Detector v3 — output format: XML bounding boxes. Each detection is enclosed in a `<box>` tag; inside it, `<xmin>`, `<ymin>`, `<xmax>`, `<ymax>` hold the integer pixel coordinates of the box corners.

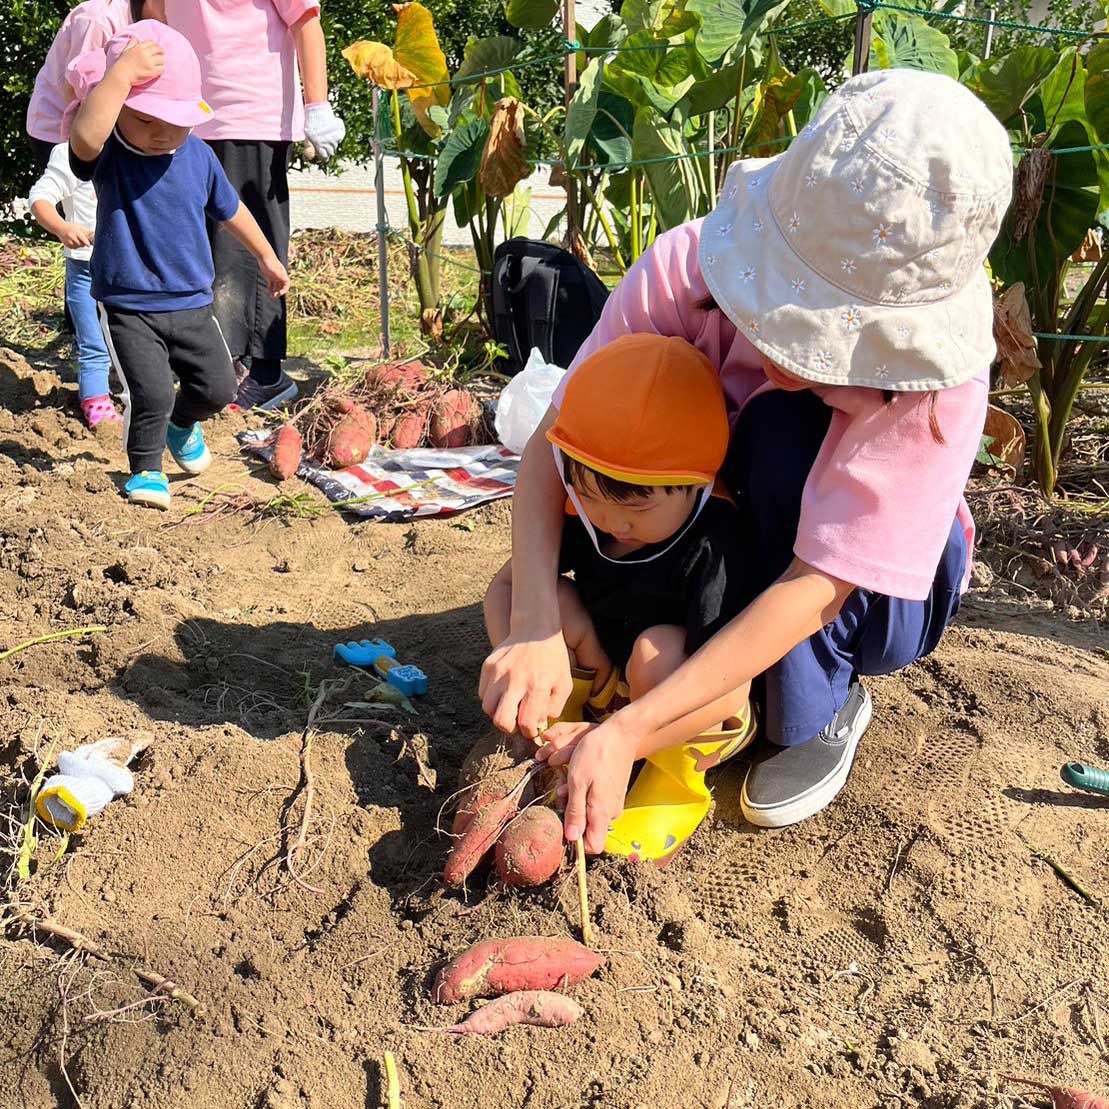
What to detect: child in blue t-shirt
<box><xmin>67</xmin><ymin>20</ymin><xmax>289</xmax><ymax>509</ymax></box>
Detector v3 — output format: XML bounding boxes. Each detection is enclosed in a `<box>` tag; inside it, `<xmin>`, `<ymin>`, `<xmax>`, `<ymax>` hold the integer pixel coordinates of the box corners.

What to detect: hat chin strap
<box><xmin>553</xmin><ymin>443</ymin><xmax>713</xmax><ymax>566</ymax></box>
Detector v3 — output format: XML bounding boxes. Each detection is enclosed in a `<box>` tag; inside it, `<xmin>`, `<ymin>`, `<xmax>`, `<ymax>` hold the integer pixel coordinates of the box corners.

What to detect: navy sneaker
<box><xmin>125</xmin><ymin>471</ymin><xmax>170</xmax><ymax>510</ymax></box>
<box><xmin>166</xmin><ymin>421</ymin><xmax>212</xmax><ymax>475</ymax></box>
<box><xmin>232</xmin><ymin>371</ymin><xmax>298</xmax><ymax>412</ymax></box>
<box><xmin>741</xmin><ymin>682</ymin><xmax>873</xmax><ymax>828</ymax></box>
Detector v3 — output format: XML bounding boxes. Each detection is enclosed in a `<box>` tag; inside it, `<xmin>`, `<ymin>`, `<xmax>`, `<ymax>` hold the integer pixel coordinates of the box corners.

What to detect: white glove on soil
<box><xmin>36</xmin><ymin>738</ymin><xmax>142</xmax><ymax>832</ymax></box>
<box><xmin>303</xmin><ymin>102</ymin><xmax>346</xmax><ymax>160</ymax></box>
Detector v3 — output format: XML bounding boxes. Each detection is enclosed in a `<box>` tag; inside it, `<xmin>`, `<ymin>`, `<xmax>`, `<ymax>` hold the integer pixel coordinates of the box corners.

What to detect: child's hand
<box><xmin>58</xmin><ymin>222</ymin><xmax>95</xmax><ymax>250</ymax></box>
<box><xmin>539</xmin><ymin>719</ymin><xmax>636</xmax><ymax>854</ymax></box>
<box><xmin>116</xmin><ymin>40</ymin><xmax>165</xmax><ymax>86</ymax></box>
<box><xmin>260</xmin><ymin>254</ymin><xmax>290</xmax><ymax>299</ymax></box>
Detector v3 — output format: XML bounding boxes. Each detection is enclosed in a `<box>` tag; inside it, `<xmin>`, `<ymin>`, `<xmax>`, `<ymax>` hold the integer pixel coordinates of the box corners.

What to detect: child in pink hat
<box><xmin>67</xmin><ymin>21</ymin><xmax>290</xmax><ymax>510</ymax></box>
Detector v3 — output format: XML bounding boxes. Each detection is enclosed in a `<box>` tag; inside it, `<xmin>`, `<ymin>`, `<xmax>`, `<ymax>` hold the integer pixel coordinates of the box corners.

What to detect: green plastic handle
<box><xmin>1061</xmin><ymin>762</ymin><xmax>1109</xmax><ymax>797</ymax></box>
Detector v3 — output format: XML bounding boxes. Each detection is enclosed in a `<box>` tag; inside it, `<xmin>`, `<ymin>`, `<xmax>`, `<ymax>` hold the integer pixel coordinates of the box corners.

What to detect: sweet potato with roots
<box><xmin>429</xmin><ymin>990</ymin><xmax>582</xmax><ymax>1036</ymax></box>
<box><xmin>391</xmin><ymin>402</ymin><xmax>430</xmax><ymax>450</ymax></box>
<box><xmin>495</xmin><ymin>806</ymin><xmax>564</xmax><ymax>888</ymax></box>
<box><xmin>430</xmin><ymin>389</ymin><xmax>479</xmax><ymax>448</ymax></box>
<box><xmin>451</xmin><ymin>767</ymin><xmax>521</xmax><ymax>837</ymax></box>
<box><xmin>443</xmin><ymin>779</ymin><xmax>528</xmax><ymax>886</ymax></box>
<box><xmin>323</xmin><ymin>405</ymin><xmax>377</xmax><ymax>468</ymax></box>
<box><xmin>457</xmin><ymin>732</ymin><xmax>535</xmax><ymax>790</ymax></box>
<box><xmin>433</xmin><ymin>936</ymin><xmax>604</xmax><ymax>1003</ymax></box>
<box><xmin>1003</xmin><ymin>1077</ymin><xmax>1109</xmax><ymax>1109</ymax></box>
<box><xmin>269</xmin><ymin>423</ymin><xmax>302</xmax><ymax>481</ymax></box>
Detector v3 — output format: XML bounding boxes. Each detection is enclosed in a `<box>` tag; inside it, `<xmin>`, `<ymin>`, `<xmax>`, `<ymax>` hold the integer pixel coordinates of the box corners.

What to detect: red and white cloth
<box><xmin>240</xmin><ymin>432</ymin><xmax>519</xmax><ymax>520</ymax></box>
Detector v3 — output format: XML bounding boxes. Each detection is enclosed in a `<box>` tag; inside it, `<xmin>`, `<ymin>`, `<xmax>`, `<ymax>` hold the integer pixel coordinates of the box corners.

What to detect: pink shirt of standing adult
<box><xmin>27</xmin><ymin>0</ymin><xmax>133</xmax><ymax>145</ymax></box>
<box><xmin>164</xmin><ymin>0</ymin><xmax>320</xmax><ymax>142</ymax></box>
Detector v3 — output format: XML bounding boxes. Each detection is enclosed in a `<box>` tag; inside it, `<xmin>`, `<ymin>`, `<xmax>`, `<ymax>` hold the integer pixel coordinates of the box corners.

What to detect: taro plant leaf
<box><xmin>605</xmin><ymin>66</ymin><xmax>693</xmax><ymax>114</ymax></box>
<box><xmin>505</xmin><ymin>0</ymin><xmax>559</xmax><ymax>30</ymax></box>
<box><xmin>792</xmin><ymin>67</ymin><xmax>828</xmax><ymax>131</ymax></box>
<box><xmin>589</xmin><ymin>92</ymin><xmax>635</xmax><ymax>166</ymax></box>
<box><xmin>812</xmin><ymin>0</ymin><xmax>854</xmax><ymax>14</ymax></box>
<box><xmin>687</xmin><ymin>0</ymin><xmax>791</xmax><ymax>62</ymax></box>
<box><xmin>1039</xmin><ymin>50</ymin><xmax>1086</xmax><ymax>130</ymax></box>
<box><xmin>989</xmin><ymin>120</ymin><xmax>1099</xmax><ymax>293</ymax></box>
<box><xmin>743</xmin><ymin>71</ymin><xmax>805</xmax><ymax>155</ymax></box>
<box><xmin>434</xmin><ymin>117</ymin><xmax>490</xmax><ymax>198</ymax></box>
<box><xmin>1084</xmin><ymin>41</ymin><xmax>1109</xmax><ymax>143</ymax></box>
<box><xmin>393</xmin><ymin>1</ymin><xmax>451</xmax><ymax>132</ymax></box>
<box><xmin>633</xmin><ymin>106</ymin><xmax>701</xmax><ymax>228</ymax></box>
<box><xmin>867</xmin><ymin>12</ymin><xmax>959</xmax><ymax>79</ymax></box>
<box><xmin>480</xmin><ymin>98</ymin><xmax>529</xmax><ymax>198</ymax></box>
<box><xmin>961</xmin><ymin>47</ymin><xmax>1060</xmax><ymax>126</ymax></box>
<box><xmin>566</xmin><ymin>58</ymin><xmax>605</xmax><ymax>167</ymax></box>
<box><xmin>621</xmin><ymin>0</ymin><xmax>665</xmax><ymax>36</ymax></box>
<box><xmin>609</xmin><ymin>29</ymin><xmax>671</xmax><ymax>78</ymax></box>
<box><xmin>453</xmin><ymin>35</ymin><xmax>523</xmax><ymax>88</ymax></box>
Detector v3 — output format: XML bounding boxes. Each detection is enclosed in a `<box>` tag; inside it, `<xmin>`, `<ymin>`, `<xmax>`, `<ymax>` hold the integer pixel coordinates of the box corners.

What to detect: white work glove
<box><xmin>303</xmin><ymin>102</ymin><xmax>346</xmax><ymax>161</ymax></box>
<box><xmin>36</xmin><ymin>738</ymin><xmax>140</xmax><ymax>832</ymax></box>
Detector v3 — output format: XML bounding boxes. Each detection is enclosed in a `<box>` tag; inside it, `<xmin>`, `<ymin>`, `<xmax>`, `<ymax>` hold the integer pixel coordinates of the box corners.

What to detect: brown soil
<box><xmin>1</xmin><ymin>347</ymin><xmax>1108</xmax><ymax>1109</ymax></box>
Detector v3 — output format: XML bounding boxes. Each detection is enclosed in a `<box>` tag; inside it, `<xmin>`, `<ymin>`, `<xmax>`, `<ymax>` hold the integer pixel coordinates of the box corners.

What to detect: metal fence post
<box><xmin>852</xmin><ymin>1</ymin><xmax>874</xmax><ymax>76</ymax></box>
<box><xmin>984</xmin><ymin>6</ymin><xmax>997</xmax><ymax>58</ymax></box>
<box><xmin>371</xmin><ymin>85</ymin><xmax>391</xmax><ymax>359</ymax></box>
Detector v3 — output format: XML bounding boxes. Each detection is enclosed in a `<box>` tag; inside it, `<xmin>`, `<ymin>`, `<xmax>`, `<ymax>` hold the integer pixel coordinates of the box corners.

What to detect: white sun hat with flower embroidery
<box><xmin>700</xmin><ymin>67</ymin><xmax>1014</xmax><ymax>392</ymax></box>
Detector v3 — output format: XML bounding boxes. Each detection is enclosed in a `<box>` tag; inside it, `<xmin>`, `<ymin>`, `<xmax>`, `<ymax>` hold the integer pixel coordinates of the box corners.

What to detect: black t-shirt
<box><xmin>558</xmin><ymin>495</ymin><xmax>752</xmax><ymax>668</ymax></box>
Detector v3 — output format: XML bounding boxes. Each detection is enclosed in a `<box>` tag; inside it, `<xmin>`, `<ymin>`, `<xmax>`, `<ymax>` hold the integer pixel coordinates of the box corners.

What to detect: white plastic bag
<box><xmin>494</xmin><ymin>347</ymin><xmax>567</xmax><ymax>455</ymax></box>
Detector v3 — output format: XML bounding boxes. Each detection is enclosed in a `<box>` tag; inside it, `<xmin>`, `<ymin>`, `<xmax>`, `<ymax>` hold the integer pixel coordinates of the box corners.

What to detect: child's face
<box><xmin>118</xmin><ymin>105</ymin><xmax>190</xmax><ymax>155</ymax></box>
<box><xmin>572</xmin><ymin>473</ymin><xmax>700</xmax><ymax>546</ymax></box>
<box><xmin>761</xmin><ymin>355</ymin><xmax>810</xmax><ymax>392</ymax></box>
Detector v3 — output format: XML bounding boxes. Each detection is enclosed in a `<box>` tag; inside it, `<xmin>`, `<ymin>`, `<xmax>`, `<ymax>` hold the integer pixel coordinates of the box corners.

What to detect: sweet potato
<box><xmin>438</xmin><ymin>990</ymin><xmax>582</xmax><ymax>1035</ymax></box>
<box><xmin>391</xmin><ymin>403</ymin><xmax>429</xmax><ymax>450</ymax></box>
<box><xmin>451</xmin><ymin>766</ymin><xmax>521</xmax><ymax>837</ymax></box>
<box><xmin>323</xmin><ymin>405</ymin><xmax>377</xmax><ymax>468</ymax></box>
<box><xmin>429</xmin><ymin>389</ymin><xmax>478</xmax><ymax>448</ymax></box>
<box><xmin>457</xmin><ymin>732</ymin><xmax>535</xmax><ymax>790</ymax></box>
<box><xmin>268</xmin><ymin>423</ymin><xmax>302</xmax><ymax>481</ymax></box>
<box><xmin>433</xmin><ymin>936</ymin><xmax>604</xmax><ymax>1003</ymax></box>
<box><xmin>444</xmin><ymin>784</ymin><xmax>523</xmax><ymax>886</ymax></box>
<box><xmin>495</xmin><ymin>806</ymin><xmax>564</xmax><ymax>888</ymax></box>
<box><xmin>1004</xmin><ymin>1077</ymin><xmax>1109</xmax><ymax>1109</ymax></box>
<box><xmin>371</xmin><ymin>360</ymin><xmax>429</xmax><ymax>394</ymax></box>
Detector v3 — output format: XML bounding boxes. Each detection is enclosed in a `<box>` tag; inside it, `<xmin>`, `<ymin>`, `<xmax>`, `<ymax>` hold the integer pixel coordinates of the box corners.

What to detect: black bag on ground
<box><xmin>491</xmin><ymin>237</ymin><xmax>610</xmax><ymax>375</ymax></box>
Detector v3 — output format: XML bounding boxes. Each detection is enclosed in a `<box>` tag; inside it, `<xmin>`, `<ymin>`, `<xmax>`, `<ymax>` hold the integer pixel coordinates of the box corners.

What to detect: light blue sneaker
<box><xmin>125</xmin><ymin>471</ymin><xmax>170</xmax><ymax>510</ymax></box>
<box><xmin>166</xmin><ymin>421</ymin><xmax>212</xmax><ymax>475</ymax></box>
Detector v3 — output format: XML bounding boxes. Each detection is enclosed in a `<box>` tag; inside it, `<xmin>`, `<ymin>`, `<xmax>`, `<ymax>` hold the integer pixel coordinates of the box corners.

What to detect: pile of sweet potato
<box><xmin>265</xmin><ymin>359</ymin><xmax>485</xmax><ymax>482</ymax></box>
<box><xmin>443</xmin><ymin>732</ymin><xmax>565</xmax><ymax>890</ymax></box>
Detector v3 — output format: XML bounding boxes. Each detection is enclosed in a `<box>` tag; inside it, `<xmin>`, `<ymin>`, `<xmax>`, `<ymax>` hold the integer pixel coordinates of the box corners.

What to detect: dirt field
<box><xmin>1</xmin><ymin>339</ymin><xmax>1108</xmax><ymax>1109</ymax></box>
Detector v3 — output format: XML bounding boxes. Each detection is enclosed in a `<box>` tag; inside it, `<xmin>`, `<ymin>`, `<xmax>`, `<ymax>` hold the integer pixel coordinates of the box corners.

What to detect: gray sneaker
<box><xmin>231</xmin><ymin>371</ymin><xmax>298</xmax><ymax>412</ymax></box>
<box><xmin>740</xmin><ymin>682</ymin><xmax>873</xmax><ymax>828</ymax></box>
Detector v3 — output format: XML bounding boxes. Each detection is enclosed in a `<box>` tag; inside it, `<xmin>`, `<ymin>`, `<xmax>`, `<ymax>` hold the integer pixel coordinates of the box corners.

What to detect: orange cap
<box><xmin>547</xmin><ymin>334</ymin><xmax>729</xmax><ymax>485</ymax></box>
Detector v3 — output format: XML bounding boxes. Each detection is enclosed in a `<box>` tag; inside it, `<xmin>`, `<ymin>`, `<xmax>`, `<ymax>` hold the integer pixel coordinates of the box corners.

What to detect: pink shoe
<box><xmin>81</xmin><ymin>396</ymin><xmax>122</xmax><ymax>429</ymax></box>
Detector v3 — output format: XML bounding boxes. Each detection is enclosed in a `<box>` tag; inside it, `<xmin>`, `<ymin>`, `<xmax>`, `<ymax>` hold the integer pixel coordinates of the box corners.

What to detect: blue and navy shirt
<box><xmin>70</xmin><ymin>131</ymin><xmax>240</xmax><ymax>311</ymax></box>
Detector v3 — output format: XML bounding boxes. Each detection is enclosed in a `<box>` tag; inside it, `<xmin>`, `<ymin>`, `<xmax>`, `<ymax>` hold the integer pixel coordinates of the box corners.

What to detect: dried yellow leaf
<box><xmin>342</xmin><ymin>41</ymin><xmax>415</xmax><ymax>89</ymax></box>
<box><xmin>479</xmin><ymin>98</ymin><xmax>529</xmax><ymax>199</ymax></box>
<box><xmin>992</xmin><ymin>282</ymin><xmax>1041</xmax><ymax>387</ymax></box>
<box><xmin>982</xmin><ymin>404</ymin><xmax>1026</xmax><ymax>473</ymax></box>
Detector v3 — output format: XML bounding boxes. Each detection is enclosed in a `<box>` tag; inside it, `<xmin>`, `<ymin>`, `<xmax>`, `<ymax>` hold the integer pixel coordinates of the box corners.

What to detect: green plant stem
<box><xmin>17</xmin><ymin>740</ymin><xmax>55</xmax><ymax>883</ymax></box>
<box><xmin>575</xmin><ymin>172</ymin><xmax>626</xmax><ymax>271</ymax></box>
<box><xmin>629</xmin><ymin>172</ymin><xmax>641</xmax><ymax>263</ymax></box>
<box><xmin>0</xmin><ymin>627</ymin><xmax>107</xmax><ymax>663</ymax></box>
<box><xmin>1027</xmin><ymin>373</ymin><xmax>1057</xmax><ymax>496</ymax></box>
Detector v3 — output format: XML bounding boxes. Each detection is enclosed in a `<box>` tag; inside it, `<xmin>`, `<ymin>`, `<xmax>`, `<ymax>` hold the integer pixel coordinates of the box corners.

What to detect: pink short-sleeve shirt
<box><xmin>554</xmin><ymin>220</ymin><xmax>986</xmax><ymax>602</ymax></box>
<box><xmin>27</xmin><ymin>0</ymin><xmax>132</xmax><ymax>145</ymax></box>
<box><xmin>165</xmin><ymin>0</ymin><xmax>319</xmax><ymax>142</ymax></box>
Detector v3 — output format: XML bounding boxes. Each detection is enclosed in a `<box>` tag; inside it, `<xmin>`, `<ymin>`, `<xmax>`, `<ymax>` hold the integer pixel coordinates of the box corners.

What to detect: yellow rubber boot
<box><xmin>550</xmin><ymin>667</ymin><xmax>596</xmax><ymax>725</ymax></box>
<box><xmin>605</xmin><ymin>701</ymin><xmax>758</xmax><ymax>865</ymax></box>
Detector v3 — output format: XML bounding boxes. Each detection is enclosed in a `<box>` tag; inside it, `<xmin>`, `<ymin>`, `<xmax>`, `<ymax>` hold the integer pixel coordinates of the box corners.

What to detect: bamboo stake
<box><xmin>5</xmin><ymin>904</ymin><xmax>205</xmax><ymax>1018</ymax></box>
<box><xmin>575</xmin><ymin>839</ymin><xmax>593</xmax><ymax>946</ymax></box>
<box><xmin>383</xmin><ymin>1051</ymin><xmax>401</xmax><ymax>1109</ymax></box>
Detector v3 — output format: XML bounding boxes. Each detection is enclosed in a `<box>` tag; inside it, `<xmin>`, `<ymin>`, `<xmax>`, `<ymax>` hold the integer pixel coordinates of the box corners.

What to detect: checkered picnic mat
<box><xmin>239</xmin><ymin>431</ymin><xmax>519</xmax><ymax>521</ymax></box>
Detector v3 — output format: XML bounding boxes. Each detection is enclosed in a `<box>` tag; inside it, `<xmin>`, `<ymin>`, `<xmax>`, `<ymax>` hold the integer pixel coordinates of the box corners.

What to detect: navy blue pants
<box><xmin>726</xmin><ymin>390</ymin><xmax>966</xmax><ymax>747</ymax></box>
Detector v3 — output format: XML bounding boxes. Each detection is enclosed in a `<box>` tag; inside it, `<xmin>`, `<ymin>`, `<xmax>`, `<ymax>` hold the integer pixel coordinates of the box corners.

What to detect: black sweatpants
<box><xmin>205</xmin><ymin>139</ymin><xmax>291</xmax><ymax>371</ymax></box>
<box><xmin>28</xmin><ymin>135</ymin><xmax>55</xmax><ymax>172</ymax></box>
<box><xmin>99</xmin><ymin>304</ymin><xmax>236</xmax><ymax>473</ymax></box>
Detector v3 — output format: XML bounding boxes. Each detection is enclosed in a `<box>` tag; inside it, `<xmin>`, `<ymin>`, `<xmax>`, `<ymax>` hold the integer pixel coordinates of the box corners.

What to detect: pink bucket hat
<box><xmin>64</xmin><ymin>19</ymin><xmax>214</xmax><ymax>133</ymax></box>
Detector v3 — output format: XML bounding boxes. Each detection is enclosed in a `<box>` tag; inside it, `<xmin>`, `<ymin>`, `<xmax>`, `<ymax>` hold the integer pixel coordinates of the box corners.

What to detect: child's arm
<box><xmin>483</xmin><ymin>560</ymin><xmax>514</xmax><ymax>648</ymax></box>
<box><xmin>69</xmin><ymin>40</ymin><xmax>165</xmax><ymax>163</ymax></box>
<box><xmin>220</xmin><ymin>204</ymin><xmax>291</xmax><ymax>298</ymax></box>
<box><xmin>292</xmin><ymin>11</ymin><xmax>345</xmax><ymax>159</ymax></box>
<box><xmin>30</xmin><ymin>201</ymin><xmax>94</xmax><ymax>251</ymax></box>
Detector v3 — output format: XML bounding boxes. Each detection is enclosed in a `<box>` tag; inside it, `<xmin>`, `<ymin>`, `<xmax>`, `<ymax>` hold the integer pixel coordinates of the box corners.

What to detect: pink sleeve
<box><xmin>553</xmin><ymin>222</ymin><xmax>708</xmax><ymax>408</ymax></box>
<box><xmin>273</xmin><ymin>0</ymin><xmax>319</xmax><ymax>27</ymax></box>
<box><xmin>794</xmin><ymin>372</ymin><xmax>989</xmax><ymax>600</ymax></box>
<box><xmin>71</xmin><ymin>13</ymin><xmax>116</xmax><ymax>56</ymax></box>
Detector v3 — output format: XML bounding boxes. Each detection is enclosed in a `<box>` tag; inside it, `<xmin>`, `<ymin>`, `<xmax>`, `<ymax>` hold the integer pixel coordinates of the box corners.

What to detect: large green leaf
<box><xmin>792</xmin><ymin>67</ymin><xmax>828</xmax><ymax>131</ymax></box>
<box><xmin>504</xmin><ymin>0</ymin><xmax>558</xmax><ymax>30</ymax></box>
<box><xmin>621</xmin><ymin>0</ymin><xmax>665</xmax><ymax>35</ymax></box>
<box><xmin>686</xmin><ymin>0</ymin><xmax>791</xmax><ymax>62</ymax></box>
<box><xmin>434</xmin><ymin>118</ymin><xmax>490</xmax><ymax>198</ymax></box>
<box><xmin>565</xmin><ymin>58</ymin><xmax>605</xmax><ymax>167</ymax></box>
<box><xmin>812</xmin><ymin>0</ymin><xmax>854</xmax><ymax>15</ymax></box>
<box><xmin>869</xmin><ymin>13</ymin><xmax>958</xmax><ymax>79</ymax></box>
<box><xmin>605</xmin><ymin>67</ymin><xmax>695</xmax><ymax>114</ymax></box>
<box><xmin>677</xmin><ymin>58</ymin><xmax>745</xmax><ymax>116</ymax></box>
<box><xmin>633</xmin><ymin>106</ymin><xmax>701</xmax><ymax>229</ymax></box>
<box><xmin>609</xmin><ymin>29</ymin><xmax>671</xmax><ymax>78</ymax></box>
<box><xmin>961</xmin><ymin>47</ymin><xmax>1060</xmax><ymax>126</ymax></box>
<box><xmin>1039</xmin><ymin>50</ymin><xmax>1086</xmax><ymax>130</ymax></box>
<box><xmin>989</xmin><ymin>120</ymin><xmax>1099</xmax><ymax>291</ymax></box>
<box><xmin>453</xmin><ymin>36</ymin><xmax>522</xmax><ymax>87</ymax></box>
<box><xmin>1084</xmin><ymin>41</ymin><xmax>1109</xmax><ymax>143</ymax></box>
<box><xmin>588</xmin><ymin>92</ymin><xmax>635</xmax><ymax>166</ymax></box>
